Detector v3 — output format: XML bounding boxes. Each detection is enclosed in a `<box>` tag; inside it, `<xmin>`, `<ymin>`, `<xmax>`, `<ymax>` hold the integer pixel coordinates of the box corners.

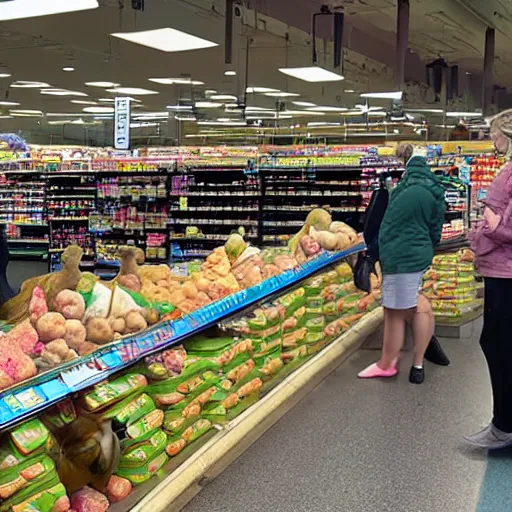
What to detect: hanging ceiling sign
<box><xmin>114</xmin><ymin>97</ymin><xmax>131</xmax><ymax>150</ymax></box>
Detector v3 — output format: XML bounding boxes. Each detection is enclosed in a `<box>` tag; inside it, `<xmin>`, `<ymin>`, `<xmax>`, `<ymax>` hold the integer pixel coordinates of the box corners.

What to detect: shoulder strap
<box><xmin>363</xmin><ymin>187</ymin><xmax>389</xmax><ymax>261</ymax></box>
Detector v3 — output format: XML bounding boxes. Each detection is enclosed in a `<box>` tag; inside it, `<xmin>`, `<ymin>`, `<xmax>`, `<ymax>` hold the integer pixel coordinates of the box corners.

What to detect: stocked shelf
<box><xmin>0</xmin><ymin>242</ymin><xmax>364</xmax><ymax>431</ymax></box>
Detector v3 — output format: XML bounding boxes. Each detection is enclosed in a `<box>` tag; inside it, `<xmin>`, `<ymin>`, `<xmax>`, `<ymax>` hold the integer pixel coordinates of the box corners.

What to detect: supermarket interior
<box><xmin>0</xmin><ymin>1</ymin><xmax>511</xmax><ymax>511</ymax></box>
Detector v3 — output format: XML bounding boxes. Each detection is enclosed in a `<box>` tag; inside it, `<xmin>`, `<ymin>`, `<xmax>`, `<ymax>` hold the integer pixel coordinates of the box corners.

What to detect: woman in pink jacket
<box><xmin>467</xmin><ymin>109</ymin><xmax>512</xmax><ymax>449</ymax></box>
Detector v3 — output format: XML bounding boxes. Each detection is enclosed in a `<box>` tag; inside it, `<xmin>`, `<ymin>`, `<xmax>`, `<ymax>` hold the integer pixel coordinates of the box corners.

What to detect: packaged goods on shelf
<box><xmin>423</xmin><ymin>249</ymin><xmax>482</xmax><ymax>321</ymax></box>
<box><xmin>0</xmin><ymin>202</ymin><xmax>381</xmax><ymax>511</ymax></box>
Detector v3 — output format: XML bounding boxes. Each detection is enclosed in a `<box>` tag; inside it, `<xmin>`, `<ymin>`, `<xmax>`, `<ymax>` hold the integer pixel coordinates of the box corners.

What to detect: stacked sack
<box><xmin>144</xmin><ymin>355</ymin><xmax>218</xmax><ymax>459</ymax></box>
<box><xmin>0</xmin><ymin>418</ymin><xmax>70</xmax><ymax>512</ymax></box>
<box><xmin>80</xmin><ymin>372</ymin><xmax>169</xmax><ymax>498</ymax></box>
<box><xmin>423</xmin><ymin>249</ymin><xmax>482</xmax><ymax>321</ymax></box>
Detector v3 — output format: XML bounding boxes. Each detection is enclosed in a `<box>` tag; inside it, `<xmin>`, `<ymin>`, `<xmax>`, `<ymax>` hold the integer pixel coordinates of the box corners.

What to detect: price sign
<box><xmin>114</xmin><ymin>97</ymin><xmax>131</xmax><ymax>150</ymax></box>
<box><xmin>60</xmin><ymin>352</ymin><xmax>122</xmax><ymax>390</ymax></box>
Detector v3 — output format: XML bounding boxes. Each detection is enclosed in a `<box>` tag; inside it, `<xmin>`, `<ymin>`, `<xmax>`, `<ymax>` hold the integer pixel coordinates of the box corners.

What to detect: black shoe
<box><xmin>409</xmin><ymin>366</ymin><xmax>425</xmax><ymax>384</ymax></box>
<box><xmin>424</xmin><ymin>335</ymin><xmax>450</xmax><ymax>366</ymax></box>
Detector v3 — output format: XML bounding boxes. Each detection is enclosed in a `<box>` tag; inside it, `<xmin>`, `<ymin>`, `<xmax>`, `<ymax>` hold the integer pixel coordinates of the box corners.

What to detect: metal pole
<box><xmin>395</xmin><ymin>0</ymin><xmax>410</xmax><ymax>90</ymax></box>
<box><xmin>482</xmin><ymin>27</ymin><xmax>495</xmax><ymax>116</ymax></box>
<box><xmin>225</xmin><ymin>0</ymin><xmax>234</xmax><ymax>65</ymax></box>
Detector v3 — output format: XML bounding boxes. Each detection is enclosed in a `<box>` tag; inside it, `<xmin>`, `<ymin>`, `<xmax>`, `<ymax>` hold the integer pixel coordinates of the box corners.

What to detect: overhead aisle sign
<box><xmin>114</xmin><ymin>97</ymin><xmax>131</xmax><ymax>150</ymax></box>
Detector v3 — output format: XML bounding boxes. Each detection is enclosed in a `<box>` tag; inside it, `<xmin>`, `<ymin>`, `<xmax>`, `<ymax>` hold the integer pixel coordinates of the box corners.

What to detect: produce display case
<box><xmin>0</xmin><ymin>218</ymin><xmax>380</xmax><ymax>511</ymax></box>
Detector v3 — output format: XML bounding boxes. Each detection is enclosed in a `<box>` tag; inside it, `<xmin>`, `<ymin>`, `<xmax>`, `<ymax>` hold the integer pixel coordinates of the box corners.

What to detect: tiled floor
<box><xmin>184</xmin><ymin>327</ymin><xmax>509</xmax><ymax>512</ymax></box>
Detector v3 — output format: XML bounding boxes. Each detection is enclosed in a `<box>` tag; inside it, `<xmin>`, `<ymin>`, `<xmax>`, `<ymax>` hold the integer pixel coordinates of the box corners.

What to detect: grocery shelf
<box><xmin>0</xmin><ymin>243</ymin><xmax>364</xmax><ymax>432</ymax></box>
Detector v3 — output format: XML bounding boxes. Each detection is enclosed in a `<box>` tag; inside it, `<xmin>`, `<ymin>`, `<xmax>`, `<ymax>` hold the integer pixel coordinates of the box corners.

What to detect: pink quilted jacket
<box><xmin>469</xmin><ymin>160</ymin><xmax>512</xmax><ymax>278</ymax></box>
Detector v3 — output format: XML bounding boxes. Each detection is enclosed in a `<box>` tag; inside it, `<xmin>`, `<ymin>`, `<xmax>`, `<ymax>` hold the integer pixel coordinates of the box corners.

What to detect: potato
<box><xmin>53</xmin><ymin>290</ymin><xmax>86</xmax><ymax>320</ymax></box>
<box><xmin>109</xmin><ymin>316</ymin><xmax>127</xmax><ymax>334</ymax></box>
<box><xmin>195</xmin><ymin>277</ymin><xmax>211</xmax><ymax>293</ymax></box>
<box><xmin>335</xmin><ymin>232</ymin><xmax>351</xmax><ymax>251</ymax></box>
<box><xmin>78</xmin><ymin>341</ymin><xmax>100</xmax><ymax>356</ymax></box>
<box><xmin>125</xmin><ymin>311</ymin><xmax>148</xmax><ymax>334</ymax></box>
<box><xmin>86</xmin><ymin>317</ymin><xmax>115</xmax><ymax>345</ymax></box>
<box><xmin>36</xmin><ymin>312</ymin><xmax>66</xmax><ymax>343</ymax></box>
<box><xmin>182</xmin><ymin>281</ymin><xmax>198</xmax><ymax>300</ymax></box>
<box><xmin>63</xmin><ymin>319</ymin><xmax>87</xmax><ymax>350</ymax></box>
<box><xmin>118</xmin><ymin>273</ymin><xmax>142</xmax><ymax>293</ymax></box>
<box><xmin>144</xmin><ymin>308</ymin><xmax>160</xmax><ymax>325</ymax></box>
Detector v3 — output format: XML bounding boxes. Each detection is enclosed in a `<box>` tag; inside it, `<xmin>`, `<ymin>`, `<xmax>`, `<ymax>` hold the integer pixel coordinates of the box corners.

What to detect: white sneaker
<box><xmin>465</xmin><ymin>424</ymin><xmax>512</xmax><ymax>450</ymax></box>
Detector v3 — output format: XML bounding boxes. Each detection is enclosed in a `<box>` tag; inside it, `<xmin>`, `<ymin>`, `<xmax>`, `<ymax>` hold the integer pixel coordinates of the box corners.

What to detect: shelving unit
<box><xmin>168</xmin><ymin>157</ymin><xmax>259</xmax><ymax>260</ymax></box>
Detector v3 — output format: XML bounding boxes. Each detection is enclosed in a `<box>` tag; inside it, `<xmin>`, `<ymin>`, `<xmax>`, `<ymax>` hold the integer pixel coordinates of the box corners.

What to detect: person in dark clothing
<box><xmin>359</xmin><ymin>144</ymin><xmax>446</xmax><ymax>384</ymax></box>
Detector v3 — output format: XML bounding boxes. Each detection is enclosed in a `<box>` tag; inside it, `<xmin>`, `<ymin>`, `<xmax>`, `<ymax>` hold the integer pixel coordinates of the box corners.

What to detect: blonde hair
<box><xmin>396</xmin><ymin>143</ymin><xmax>414</xmax><ymax>164</ymax></box>
<box><xmin>489</xmin><ymin>109</ymin><xmax>512</xmax><ymax>158</ymax></box>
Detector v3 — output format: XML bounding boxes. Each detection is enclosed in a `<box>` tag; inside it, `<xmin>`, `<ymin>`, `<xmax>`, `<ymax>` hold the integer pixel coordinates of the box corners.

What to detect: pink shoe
<box><xmin>358</xmin><ymin>360</ymin><xmax>398</xmax><ymax>379</ymax></box>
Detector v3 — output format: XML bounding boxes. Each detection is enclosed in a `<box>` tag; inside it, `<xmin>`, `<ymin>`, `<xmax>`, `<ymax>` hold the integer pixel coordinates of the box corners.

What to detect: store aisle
<box><xmin>183</xmin><ymin>323</ymin><xmax>512</xmax><ymax>512</ymax></box>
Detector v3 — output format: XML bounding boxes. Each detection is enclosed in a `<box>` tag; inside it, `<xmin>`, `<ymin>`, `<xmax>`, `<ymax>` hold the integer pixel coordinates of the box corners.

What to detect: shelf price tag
<box><xmin>60</xmin><ymin>351</ymin><xmax>122</xmax><ymax>390</ymax></box>
<box><xmin>3</xmin><ymin>387</ymin><xmax>45</xmax><ymax>413</ymax></box>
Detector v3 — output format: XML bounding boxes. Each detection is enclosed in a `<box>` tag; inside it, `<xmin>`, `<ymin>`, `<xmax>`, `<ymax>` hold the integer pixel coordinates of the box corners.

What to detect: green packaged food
<box><xmin>0</xmin><ymin>455</ymin><xmax>53</xmax><ymax>500</ymax></box>
<box><xmin>293</xmin><ymin>306</ymin><xmax>307</xmax><ymax>327</ymax></box>
<box><xmin>116</xmin><ymin>451</ymin><xmax>168</xmax><ymax>485</ymax></box>
<box><xmin>305</xmin><ymin>316</ymin><xmax>326</xmax><ymax>333</ymax></box>
<box><xmin>184</xmin><ymin>336</ymin><xmax>235</xmax><ymax>357</ymax></box>
<box><xmin>119</xmin><ymin>430</ymin><xmax>167</xmax><ymax>469</ymax></box>
<box><xmin>126</xmin><ymin>409</ymin><xmax>164</xmax><ymax>439</ymax></box>
<box><xmin>304</xmin><ymin>277</ymin><xmax>324</xmax><ymax>297</ymax></box>
<box><xmin>252</xmin><ymin>343</ymin><xmax>281</xmax><ymax>367</ymax></box>
<box><xmin>181</xmin><ymin>419</ymin><xmax>212</xmax><ymax>443</ymax></box>
<box><xmin>246</xmin><ymin>306</ymin><xmax>281</xmax><ymax>331</ymax></box>
<box><xmin>277</xmin><ymin>288</ymin><xmax>306</xmax><ymax>316</ymax></box>
<box><xmin>10</xmin><ymin>419</ymin><xmax>49</xmax><ymax>456</ymax></box>
<box><xmin>306</xmin><ymin>306</ymin><xmax>322</xmax><ymax>317</ymax></box>
<box><xmin>245</xmin><ymin>323</ymin><xmax>281</xmax><ymax>342</ymax></box>
<box><xmin>323</xmin><ymin>270</ymin><xmax>339</xmax><ymax>285</ymax></box>
<box><xmin>2</xmin><ymin>470</ymin><xmax>61</xmax><ymax>512</ymax></box>
<box><xmin>305</xmin><ymin>332</ymin><xmax>324</xmax><ymax>345</ymax></box>
<box><xmin>251</xmin><ymin>336</ymin><xmax>281</xmax><ymax>354</ymax></box>
<box><xmin>307</xmin><ymin>296</ymin><xmax>325</xmax><ymax>309</ymax></box>
<box><xmin>282</xmin><ymin>328</ymin><xmax>308</xmax><ymax>349</ymax></box>
<box><xmin>109</xmin><ymin>393</ymin><xmax>155</xmax><ymax>425</ymax></box>
<box><xmin>164</xmin><ymin>410</ymin><xmax>200</xmax><ymax>436</ymax></box>
<box><xmin>84</xmin><ymin>373</ymin><xmax>148</xmax><ymax>412</ymax></box>
<box><xmin>322</xmin><ymin>301</ymin><xmax>337</xmax><ymax>318</ymax></box>
<box><xmin>41</xmin><ymin>400</ymin><xmax>76</xmax><ymax>430</ymax></box>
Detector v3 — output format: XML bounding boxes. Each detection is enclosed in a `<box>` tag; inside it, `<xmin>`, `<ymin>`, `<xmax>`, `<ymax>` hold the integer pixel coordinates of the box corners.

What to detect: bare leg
<box><xmin>410</xmin><ymin>294</ymin><xmax>434</xmax><ymax>368</ymax></box>
<box><xmin>379</xmin><ymin>307</ymin><xmax>407</xmax><ymax>370</ymax></box>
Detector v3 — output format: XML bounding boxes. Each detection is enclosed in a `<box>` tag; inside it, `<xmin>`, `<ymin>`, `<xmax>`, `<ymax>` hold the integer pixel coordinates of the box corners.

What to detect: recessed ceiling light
<box><xmin>224</xmin><ymin>71</ymin><xmax>236</xmax><ymax>76</ymax></box>
<box><xmin>246</xmin><ymin>87</ymin><xmax>280</xmax><ymax>93</ymax></box>
<box><xmin>85</xmin><ymin>81</ymin><xmax>120</xmax><ymax>88</ymax></box>
<box><xmin>195</xmin><ymin>101</ymin><xmax>223</xmax><ymax>108</ymax></box>
<box><xmin>0</xmin><ymin>115</ymin><xmax>13</xmax><ymax>119</ymax></box>
<box><xmin>11</xmin><ymin>81</ymin><xmax>50</xmax><ymax>88</ymax></box>
<box><xmin>175</xmin><ymin>115</ymin><xmax>197</xmax><ymax>121</ymax></box>
<box><xmin>166</xmin><ymin>105</ymin><xmax>193</xmax><ymax>111</ymax></box>
<box><xmin>106</xmin><ymin>87</ymin><xmax>158</xmax><ymax>96</ymax></box>
<box><xmin>98</xmin><ymin>98</ymin><xmax>115</xmax><ymax>103</ymax></box>
<box><xmin>0</xmin><ymin>73</ymin><xmax>11</xmax><ymax>78</ymax></box>
<box><xmin>63</xmin><ymin>67</ymin><xmax>75</xmax><ymax>72</ymax></box>
<box><xmin>0</xmin><ymin>101</ymin><xmax>20</xmax><ymax>106</ymax></box>
<box><xmin>71</xmin><ymin>100</ymin><xmax>98</xmax><ymax>105</ymax></box>
<box><xmin>264</xmin><ymin>91</ymin><xmax>300</xmax><ymax>97</ymax></box>
<box><xmin>83</xmin><ymin>106</ymin><xmax>115</xmax><ymax>113</ymax></box>
<box><xmin>446</xmin><ymin>111</ymin><xmax>482</xmax><ymax>117</ymax></box>
<box><xmin>205</xmin><ymin>89</ymin><xmax>217</xmax><ymax>95</ymax></box>
<box><xmin>306</xmin><ymin>106</ymin><xmax>348</xmax><ymax>112</ymax></box>
<box><xmin>197</xmin><ymin>120</ymin><xmax>246</xmax><ymax>126</ymax></box>
<box><xmin>210</xmin><ymin>94</ymin><xmax>238</xmax><ymax>101</ymax></box>
<box><xmin>111</xmin><ymin>28</ymin><xmax>218</xmax><ymax>53</ymax></box>
<box><xmin>279</xmin><ymin>66</ymin><xmax>344</xmax><ymax>83</ymax></box>
<box><xmin>344</xmin><ymin>89</ymin><xmax>355</xmax><ymax>93</ymax></box>
<box><xmin>360</xmin><ymin>91</ymin><xmax>403</xmax><ymax>100</ymax></box>
<box><xmin>0</xmin><ymin>0</ymin><xmax>98</xmax><ymax>21</ymax></box>
<box><xmin>10</xmin><ymin>109</ymin><xmax>43</xmax><ymax>116</ymax></box>
<box><xmin>293</xmin><ymin>101</ymin><xmax>316</xmax><ymax>107</ymax></box>
<box><xmin>148</xmin><ymin>78</ymin><xmax>204</xmax><ymax>85</ymax></box>
<box><xmin>41</xmin><ymin>88</ymin><xmax>88</xmax><ymax>97</ymax></box>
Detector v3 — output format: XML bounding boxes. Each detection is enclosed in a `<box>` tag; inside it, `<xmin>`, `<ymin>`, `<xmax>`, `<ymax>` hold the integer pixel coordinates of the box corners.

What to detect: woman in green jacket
<box><xmin>359</xmin><ymin>144</ymin><xmax>446</xmax><ymax>384</ymax></box>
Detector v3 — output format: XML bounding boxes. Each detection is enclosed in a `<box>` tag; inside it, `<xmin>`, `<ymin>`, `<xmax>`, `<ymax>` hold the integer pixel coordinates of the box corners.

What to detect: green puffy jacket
<box><xmin>378</xmin><ymin>156</ymin><xmax>446</xmax><ymax>274</ymax></box>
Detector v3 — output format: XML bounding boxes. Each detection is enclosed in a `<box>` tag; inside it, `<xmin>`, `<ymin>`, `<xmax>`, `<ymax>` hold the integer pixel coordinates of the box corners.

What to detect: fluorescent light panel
<box><xmin>112</xmin><ymin>28</ymin><xmax>218</xmax><ymax>53</ymax></box>
<box><xmin>446</xmin><ymin>111</ymin><xmax>482</xmax><ymax>117</ymax></box>
<box><xmin>360</xmin><ymin>91</ymin><xmax>403</xmax><ymax>100</ymax></box>
<box><xmin>279</xmin><ymin>66</ymin><xmax>344</xmax><ymax>83</ymax></box>
<box><xmin>293</xmin><ymin>101</ymin><xmax>316</xmax><ymax>107</ymax></box>
<box><xmin>11</xmin><ymin>81</ymin><xmax>50</xmax><ymax>88</ymax></box>
<box><xmin>83</xmin><ymin>106</ymin><xmax>115</xmax><ymax>113</ymax></box>
<box><xmin>264</xmin><ymin>92</ymin><xmax>300</xmax><ymax>98</ymax></box>
<box><xmin>0</xmin><ymin>101</ymin><xmax>19</xmax><ymax>106</ymax></box>
<box><xmin>0</xmin><ymin>0</ymin><xmax>98</xmax><ymax>21</ymax></box>
<box><xmin>41</xmin><ymin>88</ymin><xmax>88</xmax><ymax>97</ymax></box>
<box><xmin>85</xmin><ymin>81</ymin><xmax>120</xmax><ymax>88</ymax></box>
<box><xmin>106</xmin><ymin>87</ymin><xmax>158</xmax><ymax>96</ymax></box>
<box><xmin>246</xmin><ymin>87</ymin><xmax>279</xmax><ymax>93</ymax></box>
<box><xmin>149</xmin><ymin>78</ymin><xmax>204</xmax><ymax>85</ymax></box>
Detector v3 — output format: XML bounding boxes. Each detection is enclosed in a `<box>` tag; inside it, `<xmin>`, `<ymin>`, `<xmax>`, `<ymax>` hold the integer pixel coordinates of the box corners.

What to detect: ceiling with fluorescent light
<box><xmin>0</xmin><ymin>0</ymin><xmax>509</xmax><ymax>145</ymax></box>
